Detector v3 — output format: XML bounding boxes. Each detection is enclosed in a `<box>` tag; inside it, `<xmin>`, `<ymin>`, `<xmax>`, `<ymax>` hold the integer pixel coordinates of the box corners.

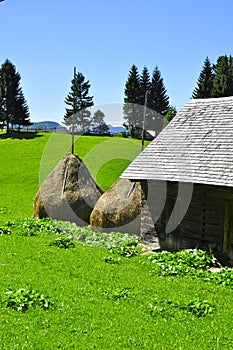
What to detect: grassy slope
<box><xmin>0</xmin><ymin>132</ymin><xmax>51</xmax><ymax>222</ymax></box>
<box><xmin>0</xmin><ymin>132</ymin><xmax>147</xmax><ymax>223</ymax></box>
<box><xmin>0</xmin><ymin>232</ymin><xmax>232</xmax><ymax>349</ymax></box>
<box><xmin>0</xmin><ymin>132</ymin><xmax>233</xmax><ymax>349</ymax></box>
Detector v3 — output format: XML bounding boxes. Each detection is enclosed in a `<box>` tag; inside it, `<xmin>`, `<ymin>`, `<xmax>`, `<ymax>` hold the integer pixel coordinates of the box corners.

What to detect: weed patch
<box><xmin>103</xmin><ymin>287</ymin><xmax>132</xmax><ymax>300</ymax></box>
<box><xmin>149</xmin><ymin>249</ymin><xmax>233</xmax><ymax>287</ymax></box>
<box><xmin>5</xmin><ymin>218</ymin><xmax>60</xmax><ymax>236</ymax></box>
<box><xmin>49</xmin><ymin>236</ymin><xmax>75</xmax><ymax>249</ymax></box>
<box><xmin>109</xmin><ymin>242</ymin><xmax>140</xmax><ymax>257</ymax></box>
<box><xmin>54</xmin><ymin>220</ymin><xmax>141</xmax><ymax>248</ymax></box>
<box><xmin>103</xmin><ymin>255</ymin><xmax>121</xmax><ymax>264</ymax></box>
<box><xmin>0</xmin><ymin>207</ymin><xmax>11</xmax><ymax>214</ymax></box>
<box><xmin>0</xmin><ymin>226</ymin><xmax>11</xmax><ymax>235</ymax></box>
<box><xmin>0</xmin><ymin>288</ymin><xmax>52</xmax><ymax>312</ymax></box>
<box><xmin>149</xmin><ymin>297</ymin><xmax>215</xmax><ymax>319</ymax></box>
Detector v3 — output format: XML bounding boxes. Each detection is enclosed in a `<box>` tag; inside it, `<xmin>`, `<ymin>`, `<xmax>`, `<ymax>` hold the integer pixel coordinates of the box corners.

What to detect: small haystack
<box><xmin>34</xmin><ymin>153</ymin><xmax>103</xmax><ymax>225</ymax></box>
<box><xmin>90</xmin><ymin>179</ymin><xmax>141</xmax><ymax>234</ymax></box>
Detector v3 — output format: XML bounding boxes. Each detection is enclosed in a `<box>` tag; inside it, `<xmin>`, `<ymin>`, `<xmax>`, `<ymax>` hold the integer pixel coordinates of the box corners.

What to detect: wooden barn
<box><xmin>121</xmin><ymin>96</ymin><xmax>233</xmax><ymax>260</ymax></box>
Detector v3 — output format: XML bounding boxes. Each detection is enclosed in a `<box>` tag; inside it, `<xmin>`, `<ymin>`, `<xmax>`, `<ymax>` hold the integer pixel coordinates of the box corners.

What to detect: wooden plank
<box><xmin>223</xmin><ymin>203</ymin><xmax>228</xmax><ymax>253</ymax></box>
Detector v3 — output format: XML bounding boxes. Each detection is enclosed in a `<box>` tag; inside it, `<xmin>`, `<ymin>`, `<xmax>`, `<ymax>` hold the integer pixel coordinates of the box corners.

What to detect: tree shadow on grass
<box><xmin>0</xmin><ymin>131</ymin><xmax>44</xmax><ymax>140</ymax></box>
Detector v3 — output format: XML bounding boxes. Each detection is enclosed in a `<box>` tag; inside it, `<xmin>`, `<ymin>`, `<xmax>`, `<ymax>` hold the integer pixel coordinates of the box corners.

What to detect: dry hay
<box><xmin>90</xmin><ymin>178</ymin><xmax>142</xmax><ymax>235</ymax></box>
<box><xmin>33</xmin><ymin>153</ymin><xmax>103</xmax><ymax>225</ymax></box>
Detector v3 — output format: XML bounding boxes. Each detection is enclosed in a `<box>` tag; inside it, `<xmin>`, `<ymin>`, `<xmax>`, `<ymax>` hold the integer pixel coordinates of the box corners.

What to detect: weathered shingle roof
<box><xmin>121</xmin><ymin>96</ymin><xmax>233</xmax><ymax>187</ymax></box>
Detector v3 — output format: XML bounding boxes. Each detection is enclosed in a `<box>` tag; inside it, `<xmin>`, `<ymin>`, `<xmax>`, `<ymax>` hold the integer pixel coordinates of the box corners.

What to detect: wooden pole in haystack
<box><xmin>141</xmin><ymin>89</ymin><xmax>149</xmax><ymax>152</ymax></box>
<box><xmin>71</xmin><ymin>66</ymin><xmax>76</xmax><ymax>154</ymax></box>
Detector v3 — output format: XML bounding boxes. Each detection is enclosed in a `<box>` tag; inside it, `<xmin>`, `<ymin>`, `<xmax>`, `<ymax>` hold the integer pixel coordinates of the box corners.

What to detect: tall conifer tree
<box><xmin>139</xmin><ymin>66</ymin><xmax>151</xmax><ymax>105</ymax></box>
<box><xmin>63</xmin><ymin>70</ymin><xmax>94</xmax><ymax>134</ymax></box>
<box><xmin>212</xmin><ymin>55</ymin><xmax>233</xmax><ymax>97</ymax></box>
<box><xmin>123</xmin><ymin>64</ymin><xmax>141</xmax><ymax>137</ymax></box>
<box><xmin>148</xmin><ymin>66</ymin><xmax>169</xmax><ymax>117</ymax></box>
<box><xmin>192</xmin><ymin>57</ymin><xmax>214</xmax><ymax>98</ymax></box>
<box><xmin>13</xmin><ymin>91</ymin><xmax>31</xmax><ymax>131</ymax></box>
<box><xmin>0</xmin><ymin>59</ymin><xmax>22</xmax><ymax>133</ymax></box>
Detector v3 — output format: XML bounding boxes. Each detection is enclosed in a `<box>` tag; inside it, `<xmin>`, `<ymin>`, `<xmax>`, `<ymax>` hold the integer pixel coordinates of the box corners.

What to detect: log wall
<box><xmin>141</xmin><ymin>181</ymin><xmax>233</xmax><ymax>258</ymax></box>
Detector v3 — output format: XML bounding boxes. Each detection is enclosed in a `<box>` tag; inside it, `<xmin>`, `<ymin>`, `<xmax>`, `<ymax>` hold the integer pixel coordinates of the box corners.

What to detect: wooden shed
<box><xmin>121</xmin><ymin>96</ymin><xmax>233</xmax><ymax>260</ymax></box>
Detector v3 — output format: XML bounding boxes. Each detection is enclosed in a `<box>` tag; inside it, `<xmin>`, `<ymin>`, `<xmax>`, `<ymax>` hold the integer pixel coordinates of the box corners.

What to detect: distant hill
<box><xmin>108</xmin><ymin>125</ymin><xmax>126</xmax><ymax>134</ymax></box>
<box><xmin>25</xmin><ymin>121</ymin><xmax>66</xmax><ymax>131</ymax></box>
<box><xmin>25</xmin><ymin>122</ymin><xmax>125</xmax><ymax>134</ymax></box>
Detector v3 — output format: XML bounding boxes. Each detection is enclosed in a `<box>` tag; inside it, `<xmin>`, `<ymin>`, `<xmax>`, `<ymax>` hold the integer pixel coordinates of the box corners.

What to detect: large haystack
<box><xmin>34</xmin><ymin>153</ymin><xmax>103</xmax><ymax>225</ymax></box>
<box><xmin>90</xmin><ymin>179</ymin><xmax>141</xmax><ymax>234</ymax></box>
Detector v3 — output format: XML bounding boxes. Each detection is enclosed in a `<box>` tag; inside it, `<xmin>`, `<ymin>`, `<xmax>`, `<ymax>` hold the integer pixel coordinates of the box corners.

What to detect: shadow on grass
<box><xmin>0</xmin><ymin>131</ymin><xmax>44</xmax><ymax>140</ymax></box>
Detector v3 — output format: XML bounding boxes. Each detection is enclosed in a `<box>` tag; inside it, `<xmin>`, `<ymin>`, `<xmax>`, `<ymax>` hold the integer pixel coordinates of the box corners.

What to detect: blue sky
<box><xmin>1</xmin><ymin>0</ymin><xmax>233</xmax><ymax>125</ymax></box>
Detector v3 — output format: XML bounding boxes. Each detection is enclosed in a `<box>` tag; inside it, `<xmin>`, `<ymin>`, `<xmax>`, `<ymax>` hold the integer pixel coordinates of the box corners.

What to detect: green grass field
<box><xmin>0</xmin><ymin>132</ymin><xmax>147</xmax><ymax>222</ymax></box>
<box><xmin>0</xmin><ymin>132</ymin><xmax>233</xmax><ymax>349</ymax></box>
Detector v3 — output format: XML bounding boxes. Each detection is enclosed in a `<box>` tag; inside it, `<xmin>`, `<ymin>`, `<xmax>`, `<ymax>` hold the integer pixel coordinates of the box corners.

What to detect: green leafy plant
<box><xmin>54</xmin><ymin>220</ymin><xmax>141</xmax><ymax>248</ymax></box>
<box><xmin>49</xmin><ymin>236</ymin><xmax>75</xmax><ymax>249</ymax></box>
<box><xmin>110</xmin><ymin>244</ymin><xmax>139</xmax><ymax>258</ymax></box>
<box><xmin>204</xmin><ymin>267</ymin><xmax>233</xmax><ymax>287</ymax></box>
<box><xmin>103</xmin><ymin>256</ymin><xmax>121</xmax><ymax>264</ymax></box>
<box><xmin>3</xmin><ymin>218</ymin><xmax>141</xmax><ymax>250</ymax></box>
<box><xmin>149</xmin><ymin>298</ymin><xmax>178</xmax><ymax>319</ymax></box>
<box><xmin>103</xmin><ymin>287</ymin><xmax>131</xmax><ymax>300</ymax></box>
<box><xmin>0</xmin><ymin>226</ymin><xmax>11</xmax><ymax>235</ymax></box>
<box><xmin>181</xmin><ymin>299</ymin><xmax>215</xmax><ymax>317</ymax></box>
<box><xmin>149</xmin><ymin>248</ymin><xmax>233</xmax><ymax>287</ymax></box>
<box><xmin>0</xmin><ymin>207</ymin><xmax>11</xmax><ymax>214</ymax></box>
<box><xmin>109</xmin><ymin>240</ymin><xmax>141</xmax><ymax>257</ymax></box>
<box><xmin>149</xmin><ymin>297</ymin><xmax>215</xmax><ymax>319</ymax></box>
<box><xmin>150</xmin><ymin>249</ymin><xmax>221</xmax><ymax>277</ymax></box>
<box><xmin>0</xmin><ymin>288</ymin><xmax>52</xmax><ymax>312</ymax></box>
<box><xmin>5</xmin><ymin>218</ymin><xmax>61</xmax><ymax>236</ymax></box>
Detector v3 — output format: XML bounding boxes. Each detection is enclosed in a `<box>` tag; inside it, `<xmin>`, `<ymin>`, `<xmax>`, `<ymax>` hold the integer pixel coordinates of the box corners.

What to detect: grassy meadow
<box><xmin>0</xmin><ymin>131</ymin><xmax>146</xmax><ymax>222</ymax></box>
<box><xmin>0</xmin><ymin>131</ymin><xmax>233</xmax><ymax>349</ymax></box>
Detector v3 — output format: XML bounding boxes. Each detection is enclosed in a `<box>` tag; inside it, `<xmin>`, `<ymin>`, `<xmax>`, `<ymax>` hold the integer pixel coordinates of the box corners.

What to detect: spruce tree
<box><xmin>139</xmin><ymin>66</ymin><xmax>151</xmax><ymax>105</ymax></box>
<box><xmin>227</xmin><ymin>55</ymin><xmax>233</xmax><ymax>95</ymax></box>
<box><xmin>212</xmin><ymin>55</ymin><xmax>233</xmax><ymax>97</ymax></box>
<box><xmin>123</xmin><ymin>64</ymin><xmax>141</xmax><ymax>137</ymax></box>
<box><xmin>212</xmin><ymin>55</ymin><xmax>229</xmax><ymax>97</ymax></box>
<box><xmin>0</xmin><ymin>59</ymin><xmax>21</xmax><ymax>133</ymax></box>
<box><xmin>13</xmin><ymin>91</ymin><xmax>31</xmax><ymax>131</ymax></box>
<box><xmin>148</xmin><ymin>66</ymin><xmax>169</xmax><ymax>117</ymax></box>
<box><xmin>192</xmin><ymin>57</ymin><xmax>214</xmax><ymax>98</ymax></box>
<box><xmin>63</xmin><ymin>70</ymin><xmax>94</xmax><ymax>134</ymax></box>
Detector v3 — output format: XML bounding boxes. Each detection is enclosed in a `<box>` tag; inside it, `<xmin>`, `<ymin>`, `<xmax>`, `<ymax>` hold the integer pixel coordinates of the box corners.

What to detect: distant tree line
<box><xmin>0</xmin><ymin>59</ymin><xmax>31</xmax><ymax>133</ymax></box>
<box><xmin>63</xmin><ymin>70</ymin><xmax>109</xmax><ymax>135</ymax></box>
<box><xmin>192</xmin><ymin>55</ymin><xmax>233</xmax><ymax>98</ymax></box>
<box><xmin>123</xmin><ymin>64</ymin><xmax>176</xmax><ymax>138</ymax></box>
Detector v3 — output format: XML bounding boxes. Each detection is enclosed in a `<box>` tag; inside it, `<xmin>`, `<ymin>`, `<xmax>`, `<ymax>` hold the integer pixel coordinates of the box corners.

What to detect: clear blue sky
<box><xmin>1</xmin><ymin>0</ymin><xmax>233</xmax><ymax>125</ymax></box>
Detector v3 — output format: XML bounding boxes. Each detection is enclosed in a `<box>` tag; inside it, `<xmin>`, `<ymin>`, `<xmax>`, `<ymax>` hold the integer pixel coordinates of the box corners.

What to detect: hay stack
<box><xmin>33</xmin><ymin>153</ymin><xmax>103</xmax><ymax>225</ymax></box>
<box><xmin>90</xmin><ymin>179</ymin><xmax>141</xmax><ymax>234</ymax></box>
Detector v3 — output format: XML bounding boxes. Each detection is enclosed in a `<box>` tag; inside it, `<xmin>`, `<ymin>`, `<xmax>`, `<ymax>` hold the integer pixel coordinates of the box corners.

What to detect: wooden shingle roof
<box><xmin>121</xmin><ymin>96</ymin><xmax>233</xmax><ymax>187</ymax></box>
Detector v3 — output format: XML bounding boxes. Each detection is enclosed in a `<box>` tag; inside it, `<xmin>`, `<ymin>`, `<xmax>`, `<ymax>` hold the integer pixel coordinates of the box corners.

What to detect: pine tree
<box><xmin>0</xmin><ymin>59</ymin><xmax>21</xmax><ymax>133</ymax></box>
<box><xmin>63</xmin><ymin>70</ymin><xmax>94</xmax><ymax>134</ymax></box>
<box><xmin>13</xmin><ymin>91</ymin><xmax>31</xmax><ymax>131</ymax></box>
<box><xmin>123</xmin><ymin>64</ymin><xmax>141</xmax><ymax>137</ymax></box>
<box><xmin>192</xmin><ymin>57</ymin><xmax>214</xmax><ymax>98</ymax></box>
<box><xmin>212</xmin><ymin>55</ymin><xmax>233</xmax><ymax>97</ymax></box>
<box><xmin>212</xmin><ymin>55</ymin><xmax>229</xmax><ymax>97</ymax></box>
<box><xmin>139</xmin><ymin>66</ymin><xmax>151</xmax><ymax>105</ymax></box>
<box><xmin>227</xmin><ymin>55</ymin><xmax>233</xmax><ymax>95</ymax></box>
<box><xmin>148</xmin><ymin>66</ymin><xmax>169</xmax><ymax>117</ymax></box>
